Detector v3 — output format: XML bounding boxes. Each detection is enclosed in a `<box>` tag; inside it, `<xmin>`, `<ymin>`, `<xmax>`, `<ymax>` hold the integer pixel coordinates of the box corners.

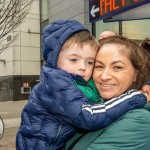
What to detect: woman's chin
<box><xmin>100</xmin><ymin>93</ymin><xmax>115</xmax><ymax>100</ymax></box>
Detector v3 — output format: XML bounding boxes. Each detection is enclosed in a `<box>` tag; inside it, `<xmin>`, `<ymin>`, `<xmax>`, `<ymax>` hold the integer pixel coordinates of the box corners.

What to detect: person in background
<box><xmin>66</xmin><ymin>36</ymin><xmax>150</xmax><ymax>150</ymax></box>
<box><xmin>99</xmin><ymin>30</ymin><xmax>117</xmax><ymax>40</ymax></box>
<box><xmin>141</xmin><ymin>37</ymin><xmax>150</xmax><ymax>54</ymax></box>
<box><xmin>16</xmin><ymin>20</ymin><xmax>149</xmax><ymax>150</ymax></box>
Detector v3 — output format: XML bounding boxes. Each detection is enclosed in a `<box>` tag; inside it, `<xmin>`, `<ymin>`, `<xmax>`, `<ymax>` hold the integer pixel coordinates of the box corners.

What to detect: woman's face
<box><xmin>93</xmin><ymin>44</ymin><xmax>138</xmax><ymax>99</ymax></box>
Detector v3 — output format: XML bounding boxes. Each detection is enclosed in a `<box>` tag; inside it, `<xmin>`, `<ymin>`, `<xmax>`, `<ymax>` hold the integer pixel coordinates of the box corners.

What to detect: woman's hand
<box><xmin>141</xmin><ymin>85</ymin><xmax>150</xmax><ymax>102</ymax></box>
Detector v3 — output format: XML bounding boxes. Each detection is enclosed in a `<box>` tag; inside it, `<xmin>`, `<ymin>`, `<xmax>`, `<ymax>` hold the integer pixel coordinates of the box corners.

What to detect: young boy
<box><xmin>16</xmin><ymin>20</ymin><xmax>147</xmax><ymax>150</ymax></box>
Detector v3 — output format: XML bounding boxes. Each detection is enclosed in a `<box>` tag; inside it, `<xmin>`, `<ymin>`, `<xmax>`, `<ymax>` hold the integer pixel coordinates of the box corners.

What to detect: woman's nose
<box><xmin>100</xmin><ymin>69</ymin><xmax>112</xmax><ymax>80</ymax></box>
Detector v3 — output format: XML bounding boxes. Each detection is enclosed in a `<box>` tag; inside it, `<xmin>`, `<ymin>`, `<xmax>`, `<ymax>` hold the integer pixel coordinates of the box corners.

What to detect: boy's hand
<box><xmin>141</xmin><ymin>85</ymin><xmax>150</xmax><ymax>102</ymax></box>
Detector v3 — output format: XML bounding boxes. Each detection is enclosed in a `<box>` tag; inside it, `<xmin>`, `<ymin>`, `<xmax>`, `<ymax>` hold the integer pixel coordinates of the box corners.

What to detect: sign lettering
<box><xmin>89</xmin><ymin>0</ymin><xmax>149</xmax><ymax>23</ymax></box>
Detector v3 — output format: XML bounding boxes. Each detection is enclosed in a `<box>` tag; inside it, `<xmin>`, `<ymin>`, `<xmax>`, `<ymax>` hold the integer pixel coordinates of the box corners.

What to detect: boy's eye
<box><xmin>69</xmin><ymin>58</ymin><xmax>78</xmax><ymax>62</ymax></box>
<box><xmin>87</xmin><ymin>61</ymin><xmax>94</xmax><ymax>65</ymax></box>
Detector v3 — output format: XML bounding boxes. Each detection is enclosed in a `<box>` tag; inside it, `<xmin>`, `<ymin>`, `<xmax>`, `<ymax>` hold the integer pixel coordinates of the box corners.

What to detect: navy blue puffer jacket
<box><xmin>16</xmin><ymin>20</ymin><xmax>146</xmax><ymax>150</ymax></box>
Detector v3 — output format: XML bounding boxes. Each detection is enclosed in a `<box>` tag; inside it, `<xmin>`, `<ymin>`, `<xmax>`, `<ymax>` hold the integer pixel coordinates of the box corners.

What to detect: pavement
<box><xmin>0</xmin><ymin>100</ymin><xmax>27</xmax><ymax>150</ymax></box>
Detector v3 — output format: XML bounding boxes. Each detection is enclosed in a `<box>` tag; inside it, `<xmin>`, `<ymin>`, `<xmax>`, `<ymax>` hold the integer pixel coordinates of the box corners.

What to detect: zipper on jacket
<box><xmin>49</xmin><ymin>124</ymin><xmax>62</xmax><ymax>150</ymax></box>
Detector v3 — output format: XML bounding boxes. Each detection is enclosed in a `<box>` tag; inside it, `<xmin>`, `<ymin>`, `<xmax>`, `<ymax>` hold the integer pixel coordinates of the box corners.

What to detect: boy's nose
<box><xmin>79</xmin><ymin>62</ymin><xmax>86</xmax><ymax>70</ymax></box>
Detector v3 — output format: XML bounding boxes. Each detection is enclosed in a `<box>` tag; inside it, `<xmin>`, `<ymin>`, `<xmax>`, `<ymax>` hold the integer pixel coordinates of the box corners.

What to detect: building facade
<box><xmin>0</xmin><ymin>0</ymin><xmax>149</xmax><ymax>101</ymax></box>
<box><xmin>0</xmin><ymin>0</ymin><xmax>40</xmax><ymax>101</ymax></box>
<box><xmin>42</xmin><ymin>0</ymin><xmax>150</xmax><ymax>41</ymax></box>
<box><xmin>40</xmin><ymin>0</ymin><xmax>93</xmax><ymax>33</ymax></box>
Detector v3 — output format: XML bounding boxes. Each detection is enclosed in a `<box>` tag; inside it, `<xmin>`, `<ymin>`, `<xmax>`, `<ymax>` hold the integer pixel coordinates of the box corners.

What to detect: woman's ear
<box><xmin>133</xmin><ymin>70</ymin><xmax>138</xmax><ymax>82</ymax></box>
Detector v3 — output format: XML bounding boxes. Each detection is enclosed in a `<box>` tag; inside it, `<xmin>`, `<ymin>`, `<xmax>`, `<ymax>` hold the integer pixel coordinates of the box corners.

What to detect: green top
<box><xmin>66</xmin><ymin>103</ymin><xmax>150</xmax><ymax>150</ymax></box>
<box><xmin>74</xmin><ymin>78</ymin><xmax>102</xmax><ymax>103</ymax></box>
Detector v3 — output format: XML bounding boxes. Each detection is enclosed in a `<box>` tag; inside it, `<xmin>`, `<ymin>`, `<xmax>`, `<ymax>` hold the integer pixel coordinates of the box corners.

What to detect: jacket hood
<box><xmin>42</xmin><ymin>20</ymin><xmax>89</xmax><ymax>68</ymax></box>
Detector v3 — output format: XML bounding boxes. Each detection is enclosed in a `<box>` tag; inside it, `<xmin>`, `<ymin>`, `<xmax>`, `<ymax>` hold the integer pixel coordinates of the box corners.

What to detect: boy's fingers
<box><xmin>142</xmin><ymin>85</ymin><xmax>150</xmax><ymax>92</ymax></box>
<box><xmin>141</xmin><ymin>85</ymin><xmax>150</xmax><ymax>102</ymax></box>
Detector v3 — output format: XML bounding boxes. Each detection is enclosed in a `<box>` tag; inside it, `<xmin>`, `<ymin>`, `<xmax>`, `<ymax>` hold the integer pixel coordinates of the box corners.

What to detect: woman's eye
<box><xmin>95</xmin><ymin>65</ymin><xmax>103</xmax><ymax>69</ymax></box>
<box><xmin>114</xmin><ymin>66</ymin><xmax>123</xmax><ymax>70</ymax></box>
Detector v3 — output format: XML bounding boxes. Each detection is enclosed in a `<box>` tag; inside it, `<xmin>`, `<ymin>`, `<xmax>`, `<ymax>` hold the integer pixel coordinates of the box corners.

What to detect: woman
<box><xmin>66</xmin><ymin>36</ymin><xmax>150</xmax><ymax>150</ymax></box>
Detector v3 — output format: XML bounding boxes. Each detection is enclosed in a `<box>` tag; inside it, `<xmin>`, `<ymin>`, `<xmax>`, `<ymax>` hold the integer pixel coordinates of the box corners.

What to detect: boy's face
<box><xmin>57</xmin><ymin>43</ymin><xmax>97</xmax><ymax>81</ymax></box>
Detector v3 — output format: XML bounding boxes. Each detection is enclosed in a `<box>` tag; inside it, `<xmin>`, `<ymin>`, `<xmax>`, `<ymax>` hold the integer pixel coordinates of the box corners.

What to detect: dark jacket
<box><xmin>16</xmin><ymin>20</ymin><xmax>147</xmax><ymax>150</ymax></box>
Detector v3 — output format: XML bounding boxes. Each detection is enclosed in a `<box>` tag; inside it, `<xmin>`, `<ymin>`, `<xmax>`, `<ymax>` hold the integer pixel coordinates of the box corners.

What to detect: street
<box><xmin>0</xmin><ymin>100</ymin><xmax>27</xmax><ymax>150</ymax></box>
